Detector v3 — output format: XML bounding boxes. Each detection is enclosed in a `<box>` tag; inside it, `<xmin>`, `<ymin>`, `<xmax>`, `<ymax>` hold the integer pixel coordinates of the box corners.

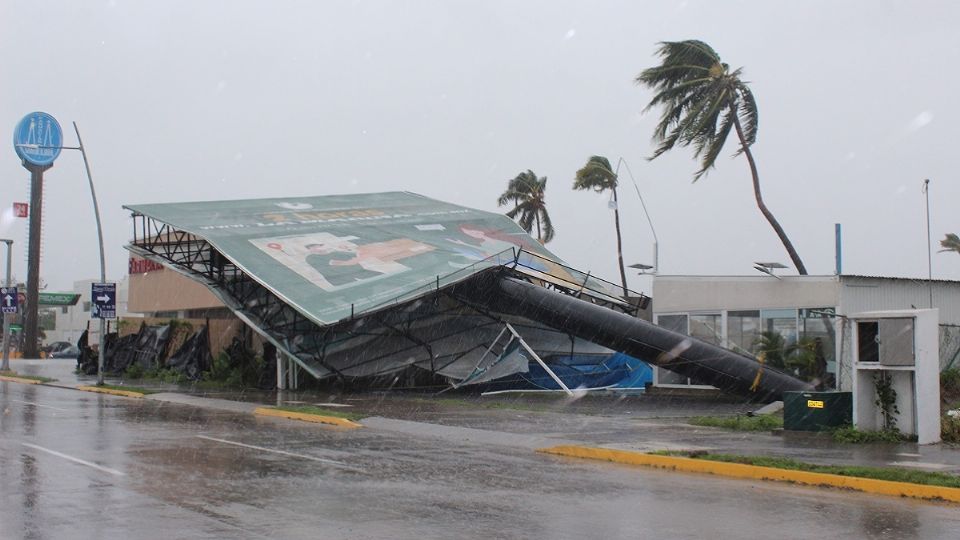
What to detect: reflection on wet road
<box><xmin>2</xmin><ymin>380</ymin><xmax>959</xmax><ymax>539</ymax></box>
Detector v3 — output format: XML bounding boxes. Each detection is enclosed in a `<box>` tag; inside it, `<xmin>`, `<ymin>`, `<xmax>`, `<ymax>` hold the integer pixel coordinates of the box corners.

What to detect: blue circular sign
<box><xmin>13</xmin><ymin>111</ymin><xmax>63</xmax><ymax>167</ymax></box>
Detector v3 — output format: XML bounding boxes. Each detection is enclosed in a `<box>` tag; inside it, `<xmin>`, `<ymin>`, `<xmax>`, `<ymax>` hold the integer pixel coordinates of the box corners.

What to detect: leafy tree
<box><xmin>753</xmin><ymin>331</ymin><xmax>819</xmax><ymax>381</ymax></box>
<box><xmin>940</xmin><ymin>233</ymin><xmax>960</xmax><ymax>254</ymax></box>
<box><xmin>497</xmin><ymin>170</ymin><xmax>555</xmax><ymax>244</ymax></box>
<box><xmin>573</xmin><ymin>156</ymin><xmax>629</xmax><ymax>297</ymax></box>
<box><xmin>637</xmin><ymin>40</ymin><xmax>807</xmax><ymax>275</ymax></box>
<box><xmin>753</xmin><ymin>331</ymin><xmax>787</xmax><ymax>369</ymax></box>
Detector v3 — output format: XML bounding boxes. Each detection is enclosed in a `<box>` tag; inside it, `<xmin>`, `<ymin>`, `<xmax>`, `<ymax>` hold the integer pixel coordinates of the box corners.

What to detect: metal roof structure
<box><xmin>124</xmin><ymin>192</ymin><xmax>806</xmax><ymax>399</ymax></box>
<box><xmin>124</xmin><ymin>192</ymin><xmax>634</xmax><ymax>384</ymax></box>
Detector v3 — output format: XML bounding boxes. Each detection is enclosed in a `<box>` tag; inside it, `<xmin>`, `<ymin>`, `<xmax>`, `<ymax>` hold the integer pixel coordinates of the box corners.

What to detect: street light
<box><xmin>616</xmin><ymin>158</ymin><xmax>659</xmax><ymax>274</ymax></box>
<box><xmin>15</xmin><ymin>122</ymin><xmax>107</xmax><ymax>384</ymax></box>
<box><xmin>0</xmin><ymin>239</ymin><xmax>13</xmax><ymax>372</ymax></box>
<box><xmin>628</xmin><ymin>262</ymin><xmax>654</xmax><ymax>274</ymax></box>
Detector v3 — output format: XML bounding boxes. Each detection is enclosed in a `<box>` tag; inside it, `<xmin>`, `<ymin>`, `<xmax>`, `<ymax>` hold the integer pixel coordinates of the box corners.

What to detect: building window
<box><xmin>727</xmin><ymin>310</ymin><xmax>760</xmax><ymax>354</ymax></box>
<box><xmin>761</xmin><ymin>308</ymin><xmax>799</xmax><ymax>344</ymax></box>
<box><xmin>82</xmin><ymin>301</ymin><xmax>91</xmax><ymax>312</ymax></box>
<box><xmin>61</xmin><ymin>306</ymin><xmax>69</xmax><ymax>314</ymax></box>
<box><xmin>689</xmin><ymin>314</ymin><xmax>722</xmax><ymax>346</ymax></box>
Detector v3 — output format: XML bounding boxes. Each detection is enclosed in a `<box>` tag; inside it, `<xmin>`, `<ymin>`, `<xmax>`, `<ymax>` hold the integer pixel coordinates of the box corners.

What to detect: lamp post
<box><xmin>923</xmin><ymin>179</ymin><xmax>933</xmax><ymax>308</ymax></box>
<box><xmin>1</xmin><ymin>239</ymin><xmax>13</xmax><ymax>372</ymax></box>
<box><xmin>616</xmin><ymin>158</ymin><xmax>659</xmax><ymax>274</ymax></box>
<box><xmin>15</xmin><ymin>122</ymin><xmax>107</xmax><ymax>384</ymax></box>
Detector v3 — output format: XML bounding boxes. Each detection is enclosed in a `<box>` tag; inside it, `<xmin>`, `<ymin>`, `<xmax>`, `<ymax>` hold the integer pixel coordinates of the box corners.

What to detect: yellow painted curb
<box><xmin>0</xmin><ymin>375</ymin><xmax>44</xmax><ymax>385</ymax></box>
<box><xmin>254</xmin><ymin>407</ymin><xmax>363</xmax><ymax>428</ymax></box>
<box><xmin>77</xmin><ymin>386</ymin><xmax>146</xmax><ymax>398</ymax></box>
<box><xmin>538</xmin><ymin>445</ymin><xmax>960</xmax><ymax>504</ymax></box>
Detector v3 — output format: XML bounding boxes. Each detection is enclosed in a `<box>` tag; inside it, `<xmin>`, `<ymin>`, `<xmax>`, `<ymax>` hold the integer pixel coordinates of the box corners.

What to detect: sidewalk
<box><xmin>7</xmin><ymin>358</ymin><xmax>960</xmax><ymax>475</ymax></box>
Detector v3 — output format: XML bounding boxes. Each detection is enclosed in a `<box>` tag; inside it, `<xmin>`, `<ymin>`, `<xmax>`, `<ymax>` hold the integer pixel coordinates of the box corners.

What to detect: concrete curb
<box><xmin>537</xmin><ymin>445</ymin><xmax>960</xmax><ymax>504</ymax></box>
<box><xmin>0</xmin><ymin>374</ymin><xmax>45</xmax><ymax>385</ymax></box>
<box><xmin>254</xmin><ymin>407</ymin><xmax>363</xmax><ymax>428</ymax></box>
<box><xmin>77</xmin><ymin>385</ymin><xmax>146</xmax><ymax>398</ymax></box>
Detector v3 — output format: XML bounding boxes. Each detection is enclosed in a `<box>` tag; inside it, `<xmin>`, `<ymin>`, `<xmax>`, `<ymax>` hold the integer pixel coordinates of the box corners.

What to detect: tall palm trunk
<box><xmin>535</xmin><ymin>213</ymin><xmax>542</xmax><ymax>243</ymax></box>
<box><xmin>612</xmin><ymin>186</ymin><xmax>629</xmax><ymax>296</ymax></box>
<box><xmin>732</xmin><ymin>112</ymin><xmax>807</xmax><ymax>275</ymax></box>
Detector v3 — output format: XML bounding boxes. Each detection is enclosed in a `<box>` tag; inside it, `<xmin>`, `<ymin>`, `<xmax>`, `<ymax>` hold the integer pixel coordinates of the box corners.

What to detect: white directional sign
<box><xmin>91</xmin><ymin>282</ymin><xmax>116</xmax><ymax>319</ymax></box>
<box><xmin>0</xmin><ymin>287</ymin><xmax>18</xmax><ymax>314</ymax></box>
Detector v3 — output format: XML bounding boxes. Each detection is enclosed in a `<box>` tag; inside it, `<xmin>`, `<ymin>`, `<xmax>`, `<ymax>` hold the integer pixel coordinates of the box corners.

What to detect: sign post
<box><xmin>91</xmin><ymin>283</ymin><xmax>117</xmax><ymax>320</ymax></box>
<box><xmin>91</xmin><ymin>282</ymin><xmax>116</xmax><ymax>385</ymax></box>
<box><xmin>0</xmin><ymin>240</ymin><xmax>14</xmax><ymax>371</ymax></box>
<box><xmin>13</xmin><ymin>112</ymin><xmax>62</xmax><ymax>359</ymax></box>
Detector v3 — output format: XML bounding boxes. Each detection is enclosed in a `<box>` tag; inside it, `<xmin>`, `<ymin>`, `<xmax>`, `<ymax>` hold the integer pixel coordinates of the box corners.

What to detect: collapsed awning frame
<box><xmin>129</xmin><ymin>213</ymin><xmax>642</xmax><ymax>382</ymax></box>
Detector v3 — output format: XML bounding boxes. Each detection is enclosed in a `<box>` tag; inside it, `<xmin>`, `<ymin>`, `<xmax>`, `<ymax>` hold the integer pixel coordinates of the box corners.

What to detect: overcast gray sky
<box><xmin>2</xmin><ymin>0</ymin><xmax>958</xmax><ymax>293</ymax></box>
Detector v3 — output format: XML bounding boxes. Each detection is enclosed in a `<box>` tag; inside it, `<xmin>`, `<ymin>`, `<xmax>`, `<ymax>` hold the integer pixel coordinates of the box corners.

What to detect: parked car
<box><xmin>43</xmin><ymin>341</ymin><xmax>74</xmax><ymax>355</ymax></box>
<box><xmin>50</xmin><ymin>345</ymin><xmax>80</xmax><ymax>359</ymax></box>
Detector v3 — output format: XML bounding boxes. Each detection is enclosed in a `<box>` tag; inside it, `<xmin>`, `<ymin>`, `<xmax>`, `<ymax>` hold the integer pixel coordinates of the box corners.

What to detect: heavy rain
<box><xmin>3</xmin><ymin>1</ymin><xmax>960</xmax><ymax>539</ymax></box>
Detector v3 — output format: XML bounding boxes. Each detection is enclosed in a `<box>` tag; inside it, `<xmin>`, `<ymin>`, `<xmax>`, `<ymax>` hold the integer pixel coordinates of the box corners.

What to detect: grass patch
<box><xmin>414</xmin><ymin>396</ymin><xmax>556</xmax><ymax>414</ymax></box>
<box><xmin>830</xmin><ymin>425</ymin><xmax>914</xmax><ymax>443</ymax></box>
<box><xmin>0</xmin><ymin>371</ymin><xmax>56</xmax><ymax>383</ymax></box>
<box><xmin>653</xmin><ymin>451</ymin><xmax>960</xmax><ymax>488</ymax></box>
<box><xmin>272</xmin><ymin>405</ymin><xmax>364</xmax><ymax>421</ymax></box>
<box><xmin>96</xmin><ymin>384</ymin><xmax>157</xmax><ymax>395</ymax></box>
<box><xmin>688</xmin><ymin>414</ymin><xmax>783</xmax><ymax>431</ymax></box>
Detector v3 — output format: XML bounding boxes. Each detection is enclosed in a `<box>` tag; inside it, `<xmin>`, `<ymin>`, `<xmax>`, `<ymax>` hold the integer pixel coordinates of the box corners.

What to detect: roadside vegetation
<box><xmin>653</xmin><ymin>451</ymin><xmax>960</xmax><ymax>489</ymax></box>
<box><xmin>941</xmin><ymin>368</ymin><xmax>960</xmax><ymax>444</ymax></box>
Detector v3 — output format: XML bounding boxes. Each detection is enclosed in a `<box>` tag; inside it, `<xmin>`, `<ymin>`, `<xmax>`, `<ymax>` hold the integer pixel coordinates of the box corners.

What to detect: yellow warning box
<box><xmin>807</xmin><ymin>400</ymin><xmax>824</xmax><ymax>409</ymax></box>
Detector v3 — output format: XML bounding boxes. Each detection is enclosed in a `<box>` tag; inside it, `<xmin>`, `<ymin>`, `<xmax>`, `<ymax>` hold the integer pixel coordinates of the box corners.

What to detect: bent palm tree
<box><xmin>497</xmin><ymin>170</ymin><xmax>555</xmax><ymax>244</ymax></box>
<box><xmin>637</xmin><ymin>40</ymin><xmax>807</xmax><ymax>275</ymax></box>
<box><xmin>573</xmin><ymin>156</ymin><xmax>628</xmax><ymax>296</ymax></box>
<box><xmin>940</xmin><ymin>233</ymin><xmax>960</xmax><ymax>254</ymax></box>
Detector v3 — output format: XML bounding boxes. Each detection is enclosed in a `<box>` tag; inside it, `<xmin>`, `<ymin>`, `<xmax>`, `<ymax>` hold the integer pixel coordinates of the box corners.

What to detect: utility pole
<box><xmin>924</xmin><ymin>179</ymin><xmax>933</xmax><ymax>308</ymax></box>
<box><xmin>1</xmin><ymin>239</ymin><xmax>13</xmax><ymax>371</ymax></box>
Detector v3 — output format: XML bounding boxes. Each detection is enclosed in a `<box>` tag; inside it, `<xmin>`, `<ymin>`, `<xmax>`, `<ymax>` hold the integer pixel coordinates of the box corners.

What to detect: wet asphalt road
<box><xmin>2</xmin><ymin>380</ymin><xmax>960</xmax><ymax>540</ymax></box>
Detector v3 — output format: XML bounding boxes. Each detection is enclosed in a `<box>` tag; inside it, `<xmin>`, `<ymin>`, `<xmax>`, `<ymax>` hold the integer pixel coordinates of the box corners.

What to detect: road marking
<box><xmin>10</xmin><ymin>399</ymin><xmax>71</xmax><ymax>412</ymax></box>
<box><xmin>196</xmin><ymin>435</ymin><xmax>362</xmax><ymax>471</ymax></box>
<box><xmin>21</xmin><ymin>443</ymin><xmax>125</xmax><ymax>476</ymax></box>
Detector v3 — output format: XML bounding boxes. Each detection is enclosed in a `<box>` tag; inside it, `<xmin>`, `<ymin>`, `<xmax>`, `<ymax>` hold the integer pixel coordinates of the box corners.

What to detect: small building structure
<box><xmin>652</xmin><ymin>274</ymin><xmax>960</xmax><ymax>391</ymax></box>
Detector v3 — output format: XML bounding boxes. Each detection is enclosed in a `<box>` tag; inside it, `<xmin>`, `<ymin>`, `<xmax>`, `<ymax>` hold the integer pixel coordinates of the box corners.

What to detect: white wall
<box><xmin>653</xmin><ymin>275</ymin><xmax>840</xmax><ymax>313</ymax></box>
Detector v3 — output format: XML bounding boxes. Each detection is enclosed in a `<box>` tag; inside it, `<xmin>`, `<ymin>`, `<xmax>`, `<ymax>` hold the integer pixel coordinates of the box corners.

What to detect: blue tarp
<box><xmin>483</xmin><ymin>352</ymin><xmax>652</xmax><ymax>391</ymax></box>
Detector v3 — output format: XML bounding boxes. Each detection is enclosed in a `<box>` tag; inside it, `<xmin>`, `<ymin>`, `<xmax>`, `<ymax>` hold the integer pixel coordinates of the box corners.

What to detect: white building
<box><xmin>45</xmin><ymin>276</ymin><xmax>140</xmax><ymax>346</ymax></box>
<box><xmin>652</xmin><ymin>274</ymin><xmax>960</xmax><ymax>390</ymax></box>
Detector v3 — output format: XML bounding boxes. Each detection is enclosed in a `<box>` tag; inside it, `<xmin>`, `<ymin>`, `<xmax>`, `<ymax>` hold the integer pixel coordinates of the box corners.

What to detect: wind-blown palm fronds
<box><xmin>498</xmin><ymin>170</ymin><xmax>554</xmax><ymax>244</ymax></box>
<box><xmin>637</xmin><ymin>40</ymin><xmax>807</xmax><ymax>275</ymax></box>
<box><xmin>573</xmin><ymin>156</ymin><xmax>628</xmax><ymax>296</ymax></box>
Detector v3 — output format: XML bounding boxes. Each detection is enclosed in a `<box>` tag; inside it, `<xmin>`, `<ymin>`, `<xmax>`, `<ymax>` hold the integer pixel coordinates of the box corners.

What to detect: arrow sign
<box><xmin>91</xmin><ymin>282</ymin><xmax>116</xmax><ymax>319</ymax></box>
<box><xmin>0</xmin><ymin>286</ymin><xmax>18</xmax><ymax>314</ymax></box>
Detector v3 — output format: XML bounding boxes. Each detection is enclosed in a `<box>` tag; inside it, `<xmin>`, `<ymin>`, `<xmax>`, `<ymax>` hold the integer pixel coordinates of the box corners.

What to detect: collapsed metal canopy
<box><xmin>125</xmin><ymin>191</ymin><xmax>809</xmax><ymax>400</ymax></box>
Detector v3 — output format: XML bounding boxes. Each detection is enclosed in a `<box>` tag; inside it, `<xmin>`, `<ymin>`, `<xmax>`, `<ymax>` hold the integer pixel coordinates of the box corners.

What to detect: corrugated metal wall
<box><xmin>839</xmin><ymin>276</ymin><xmax>960</xmax><ymax>324</ymax></box>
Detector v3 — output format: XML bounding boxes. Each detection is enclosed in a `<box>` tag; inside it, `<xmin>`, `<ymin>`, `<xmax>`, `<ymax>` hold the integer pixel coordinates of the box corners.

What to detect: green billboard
<box><xmin>126</xmin><ymin>192</ymin><xmax>618</xmax><ymax>326</ymax></box>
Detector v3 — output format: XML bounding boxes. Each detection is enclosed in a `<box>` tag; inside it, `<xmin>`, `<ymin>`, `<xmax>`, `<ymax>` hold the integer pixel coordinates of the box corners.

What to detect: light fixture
<box><xmin>629</xmin><ymin>262</ymin><xmax>654</xmax><ymax>274</ymax></box>
<box><xmin>753</xmin><ymin>261</ymin><xmax>786</xmax><ymax>279</ymax></box>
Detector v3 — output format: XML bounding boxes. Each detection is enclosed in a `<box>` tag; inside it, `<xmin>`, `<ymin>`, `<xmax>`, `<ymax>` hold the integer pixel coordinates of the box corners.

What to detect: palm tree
<box><xmin>940</xmin><ymin>233</ymin><xmax>960</xmax><ymax>254</ymax></box>
<box><xmin>497</xmin><ymin>170</ymin><xmax>555</xmax><ymax>244</ymax></box>
<box><xmin>636</xmin><ymin>40</ymin><xmax>807</xmax><ymax>275</ymax></box>
<box><xmin>573</xmin><ymin>156</ymin><xmax>628</xmax><ymax>296</ymax></box>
